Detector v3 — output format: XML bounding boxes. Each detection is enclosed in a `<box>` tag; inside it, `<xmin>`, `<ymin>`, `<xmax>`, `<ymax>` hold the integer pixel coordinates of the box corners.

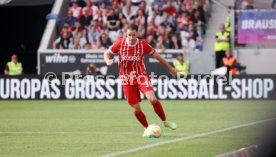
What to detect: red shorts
<box><xmin>123</xmin><ymin>75</ymin><xmax>154</xmax><ymax>105</ymax></box>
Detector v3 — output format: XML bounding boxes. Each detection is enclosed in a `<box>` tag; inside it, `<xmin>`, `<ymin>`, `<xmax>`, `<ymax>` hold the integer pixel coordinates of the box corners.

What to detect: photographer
<box><xmin>222</xmin><ymin>49</ymin><xmax>237</xmax><ymax>75</ymax></box>
<box><xmin>86</xmin><ymin>63</ymin><xmax>102</xmax><ymax>75</ymax></box>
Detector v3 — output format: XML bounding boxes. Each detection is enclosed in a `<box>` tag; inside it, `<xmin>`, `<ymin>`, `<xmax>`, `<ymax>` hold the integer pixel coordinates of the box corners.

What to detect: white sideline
<box><xmin>99</xmin><ymin>118</ymin><xmax>276</xmax><ymax>157</ymax></box>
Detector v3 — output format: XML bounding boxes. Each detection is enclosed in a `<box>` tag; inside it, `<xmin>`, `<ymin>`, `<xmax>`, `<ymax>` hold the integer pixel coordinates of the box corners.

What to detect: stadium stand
<box><xmin>52</xmin><ymin>0</ymin><xmax>211</xmax><ymax>52</ymax></box>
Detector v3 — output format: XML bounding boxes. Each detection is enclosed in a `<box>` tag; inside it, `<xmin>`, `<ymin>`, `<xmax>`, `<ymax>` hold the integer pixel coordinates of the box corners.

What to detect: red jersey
<box><xmin>109</xmin><ymin>37</ymin><xmax>154</xmax><ymax>79</ymax></box>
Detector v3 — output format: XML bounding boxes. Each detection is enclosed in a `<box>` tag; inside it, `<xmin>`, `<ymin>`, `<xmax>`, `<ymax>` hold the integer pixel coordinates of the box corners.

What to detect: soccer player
<box><xmin>104</xmin><ymin>24</ymin><xmax>177</xmax><ymax>136</ymax></box>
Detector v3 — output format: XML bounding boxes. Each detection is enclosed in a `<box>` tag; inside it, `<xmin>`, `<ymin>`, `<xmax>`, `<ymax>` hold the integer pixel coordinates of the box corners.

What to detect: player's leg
<box><xmin>123</xmin><ymin>84</ymin><xmax>149</xmax><ymax>129</ymax></box>
<box><xmin>144</xmin><ymin>91</ymin><xmax>177</xmax><ymax>130</ymax></box>
<box><xmin>138</xmin><ymin>75</ymin><xmax>177</xmax><ymax>130</ymax></box>
<box><xmin>131</xmin><ymin>103</ymin><xmax>148</xmax><ymax>129</ymax></box>
<box><xmin>144</xmin><ymin>90</ymin><xmax>165</xmax><ymax>121</ymax></box>
<box><xmin>130</xmin><ymin>103</ymin><xmax>150</xmax><ymax>137</ymax></box>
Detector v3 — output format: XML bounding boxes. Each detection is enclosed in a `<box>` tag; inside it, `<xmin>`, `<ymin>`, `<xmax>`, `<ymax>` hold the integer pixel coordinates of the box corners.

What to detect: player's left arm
<box><xmin>143</xmin><ymin>40</ymin><xmax>178</xmax><ymax>77</ymax></box>
<box><xmin>151</xmin><ymin>52</ymin><xmax>178</xmax><ymax>77</ymax></box>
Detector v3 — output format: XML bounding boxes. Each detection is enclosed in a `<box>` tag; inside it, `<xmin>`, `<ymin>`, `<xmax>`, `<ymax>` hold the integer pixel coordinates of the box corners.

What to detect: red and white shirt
<box><xmin>109</xmin><ymin>37</ymin><xmax>154</xmax><ymax>80</ymax></box>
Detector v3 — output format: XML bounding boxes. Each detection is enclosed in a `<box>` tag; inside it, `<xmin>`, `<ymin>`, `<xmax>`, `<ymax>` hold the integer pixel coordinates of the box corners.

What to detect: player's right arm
<box><xmin>104</xmin><ymin>38</ymin><xmax>122</xmax><ymax>66</ymax></box>
<box><xmin>104</xmin><ymin>50</ymin><xmax>115</xmax><ymax>66</ymax></box>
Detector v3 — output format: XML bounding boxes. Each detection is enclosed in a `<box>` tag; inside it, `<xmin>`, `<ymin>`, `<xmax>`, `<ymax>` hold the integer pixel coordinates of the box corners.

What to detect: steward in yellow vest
<box><xmin>4</xmin><ymin>54</ymin><xmax>23</xmax><ymax>75</ymax></box>
<box><xmin>173</xmin><ymin>53</ymin><xmax>190</xmax><ymax>75</ymax></box>
<box><xmin>214</xmin><ymin>24</ymin><xmax>230</xmax><ymax>68</ymax></box>
<box><xmin>215</xmin><ymin>25</ymin><xmax>230</xmax><ymax>52</ymax></box>
<box><xmin>225</xmin><ymin>6</ymin><xmax>232</xmax><ymax>33</ymax></box>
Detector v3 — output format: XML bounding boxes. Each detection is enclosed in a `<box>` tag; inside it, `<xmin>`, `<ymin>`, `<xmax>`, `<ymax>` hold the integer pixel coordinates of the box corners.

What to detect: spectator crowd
<box><xmin>53</xmin><ymin>0</ymin><xmax>211</xmax><ymax>52</ymax></box>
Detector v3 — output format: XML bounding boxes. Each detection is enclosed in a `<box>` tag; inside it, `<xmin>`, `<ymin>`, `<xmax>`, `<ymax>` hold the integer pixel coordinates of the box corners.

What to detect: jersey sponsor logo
<box><xmin>121</xmin><ymin>55</ymin><xmax>141</xmax><ymax>61</ymax></box>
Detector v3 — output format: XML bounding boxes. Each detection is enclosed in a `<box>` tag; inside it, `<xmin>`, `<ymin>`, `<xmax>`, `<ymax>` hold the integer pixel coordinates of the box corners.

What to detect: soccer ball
<box><xmin>146</xmin><ymin>124</ymin><xmax>162</xmax><ymax>138</ymax></box>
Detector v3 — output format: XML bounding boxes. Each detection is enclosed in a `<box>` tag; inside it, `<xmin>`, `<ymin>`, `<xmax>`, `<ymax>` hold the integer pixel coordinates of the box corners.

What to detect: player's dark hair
<box><xmin>127</xmin><ymin>24</ymin><xmax>138</xmax><ymax>31</ymax></box>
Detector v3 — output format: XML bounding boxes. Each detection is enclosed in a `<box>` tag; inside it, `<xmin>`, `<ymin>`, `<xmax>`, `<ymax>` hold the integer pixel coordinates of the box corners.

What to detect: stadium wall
<box><xmin>238</xmin><ymin>49</ymin><xmax>276</xmax><ymax>74</ymax></box>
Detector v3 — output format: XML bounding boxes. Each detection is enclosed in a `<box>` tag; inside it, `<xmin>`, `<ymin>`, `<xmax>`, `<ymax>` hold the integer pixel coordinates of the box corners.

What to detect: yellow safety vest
<box><xmin>7</xmin><ymin>61</ymin><xmax>23</xmax><ymax>75</ymax></box>
<box><xmin>214</xmin><ymin>31</ymin><xmax>230</xmax><ymax>52</ymax></box>
<box><xmin>173</xmin><ymin>60</ymin><xmax>189</xmax><ymax>75</ymax></box>
<box><xmin>225</xmin><ymin>14</ymin><xmax>231</xmax><ymax>33</ymax></box>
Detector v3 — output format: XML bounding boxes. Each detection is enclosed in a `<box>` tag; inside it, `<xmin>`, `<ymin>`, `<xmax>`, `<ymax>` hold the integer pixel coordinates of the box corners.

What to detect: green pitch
<box><xmin>0</xmin><ymin>100</ymin><xmax>275</xmax><ymax>157</ymax></box>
